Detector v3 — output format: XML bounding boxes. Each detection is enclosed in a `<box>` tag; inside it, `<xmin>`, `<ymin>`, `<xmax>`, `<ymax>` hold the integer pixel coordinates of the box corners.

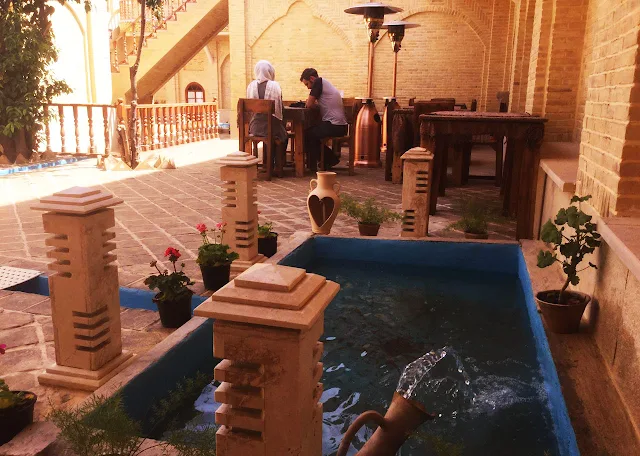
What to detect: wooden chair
<box><xmin>238</xmin><ymin>98</ymin><xmax>285</xmax><ymax>180</ymax></box>
<box><xmin>321</xmin><ymin>98</ymin><xmax>358</xmax><ymax>175</ymax></box>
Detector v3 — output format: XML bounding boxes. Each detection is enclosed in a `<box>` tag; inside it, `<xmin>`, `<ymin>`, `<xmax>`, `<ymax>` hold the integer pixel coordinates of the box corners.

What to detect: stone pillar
<box><xmin>31</xmin><ymin>186</ymin><xmax>134</xmax><ymax>391</ymax></box>
<box><xmin>401</xmin><ymin>147</ymin><xmax>432</xmax><ymax>238</ymax></box>
<box><xmin>194</xmin><ymin>263</ymin><xmax>339</xmax><ymax>456</ymax></box>
<box><xmin>219</xmin><ymin>151</ymin><xmax>265</xmax><ymax>275</ymax></box>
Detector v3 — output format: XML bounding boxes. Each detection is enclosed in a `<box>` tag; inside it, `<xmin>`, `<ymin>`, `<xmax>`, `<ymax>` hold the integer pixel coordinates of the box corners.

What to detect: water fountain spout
<box><xmin>336</xmin><ymin>392</ymin><xmax>433</xmax><ymax>456</ymax></box>
<box><xmin>336</xmin><ymin>347</ymin><xmax>472</xmax><ymax>456</ymax></box>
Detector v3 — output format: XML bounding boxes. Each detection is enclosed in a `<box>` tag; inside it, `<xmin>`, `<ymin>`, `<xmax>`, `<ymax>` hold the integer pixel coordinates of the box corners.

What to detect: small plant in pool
<box><xmin>49</xmin><ymin>373</ymin><xmax>217</xmax><ymax>456</ymax></box>
<box><xmin>341</xmin><ymin>194</ymin><xmax>401</xmax><ymax>236</ymax></box>
<box><xmin>257</xmin><ymin>210</ymin><xmax>279</xmax><ymax>258</ymax></box>
<box><xmin>196</xmin><ymin>222</ymin><xmax>239</xmax><ymax>291</ymax></box>
<box><xmin>537</xmin><ymin>195</ymin><xmax>601</xmax><ymax>303</ymax></box>
<box><xmin>536</xmin><ymin>195</ymin><xmax>602</xmax><ymax>333</ymax></box>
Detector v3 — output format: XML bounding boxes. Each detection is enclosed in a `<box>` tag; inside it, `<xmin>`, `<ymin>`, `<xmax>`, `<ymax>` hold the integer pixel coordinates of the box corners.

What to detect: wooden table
<box><xmin>283</xmin><ymin>106</ymin><xmax>319</xmax><ymax>177</ymax></box>
<box><xmin>419</xmin><ymin>111</ymin><xmax>546</xmax><ymax>239</ymax></box>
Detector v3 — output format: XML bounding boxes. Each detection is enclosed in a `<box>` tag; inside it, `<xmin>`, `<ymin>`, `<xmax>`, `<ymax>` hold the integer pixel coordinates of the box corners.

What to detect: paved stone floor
<box><xmin>0</xmin><ymin>137</ymin><xmax>515</xmax><ymax>420</ymax></box>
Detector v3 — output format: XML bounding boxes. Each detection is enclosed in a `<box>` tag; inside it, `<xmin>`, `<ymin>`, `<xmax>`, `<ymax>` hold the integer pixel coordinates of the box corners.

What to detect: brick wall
<box><xmin>576</xmin><ymin>0</ymin><xmax>640</xmax><ymax>216</ymax></box>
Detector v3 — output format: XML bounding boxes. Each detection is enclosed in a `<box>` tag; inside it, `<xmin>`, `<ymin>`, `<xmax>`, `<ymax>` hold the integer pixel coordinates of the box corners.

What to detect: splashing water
<box><xmin>396</xmin><ymin>347</ymin><xmax>475</xmax><ymax>418</ymax></box>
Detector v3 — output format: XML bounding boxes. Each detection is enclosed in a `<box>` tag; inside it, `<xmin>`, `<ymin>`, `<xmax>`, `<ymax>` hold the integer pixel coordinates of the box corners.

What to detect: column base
<box><xmin>38</xmin><ymin>351</ymin><xmax>135</xmax><ymax>392</ymax></box>
<box><xmin>231</xmin><ymin>255</ymin><xmax>266</xmax><ymax>276</ymax></box>
<box><xmin>354</xmin><ymin>159</ymin><xmax>382</xmax><ymax>168</ymax></box>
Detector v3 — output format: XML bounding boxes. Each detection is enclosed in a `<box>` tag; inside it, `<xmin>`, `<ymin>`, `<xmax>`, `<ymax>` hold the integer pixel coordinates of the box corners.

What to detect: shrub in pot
<box><xmin>341</xmin><ymin>194</ymin><xmax>402</xmax><ymax>236</ymax></box>
<box><xmin>144</xmin><ymin>248</ymin><xmax>194</xmax><ymax>328</ymax></box>
<box><xmin>257</xmin><ymin>212</ymin><xmax>278</xmax><ymax>258</ymax></box>
<box><xmin>537</xmin><ymin>195</ymin><xmax>602</xmax><ymax>333</ymax></box>
<box><xmin>0</xmin><ymin>345</ymin><xmax>38</xmax><ymax>445</ymax></box>
<box><xmin>449</xmin><ymin>198</ymin><xmax>489</xmax><ymax>239</ymax></box>
<box><xmin>196</xmin><ymin>222</ymin><xmax>239</xmax><ymax>291</ymax></box>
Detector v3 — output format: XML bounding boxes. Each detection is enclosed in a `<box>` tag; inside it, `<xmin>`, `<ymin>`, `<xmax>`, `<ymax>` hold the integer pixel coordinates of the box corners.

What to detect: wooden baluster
<box><xmin>191</xmin><ymin>105</ymin><xmax>196</xmax><ymax>142</ymax></box>
<box><xmin>201</xmin><ymin>105</ymin><xmax>206</xmax><ymax>140</ymax></box>
<box><xmin>169</xmin><ymin>106</ymin><xmax>176</xmax><ymax>146</ymax></box>
<box><xmin>187</xmin><ymin>105</ymin><xmax>192</xmax><ymax>143</ymax></box>
<box><xmin>213</xmin><ymin>104</ymin><xmax>219</xmax><ymax>138</ymax></box>
<box><xmin>184</xmin><ymin>106</ymin><xmax>190</xmax><ymax>143</ymax></box>
<box><xmin>176</xmin><ymin>106</ymin><xmax>184</xmax><ymax>145</ymax></box>
<box><xmin>44</xmin><ymin>105</ymin><xmax>52</xmax><ymax>153</ymax></box>
<box><xmin>73</xmin><ymin>105</ymin><xmax>80</xmax><ymax>154</ymax></box>
<box><xmin>140</xmin><ymin>108</ymin><xmax>147</xmax><ymax>151</ymax></box>
<box><xmin>203</xmin><ymin>105</ymin><xmax>209</xmax><ymax>140</ymax></box>
<box><xmin>163</xmin><ymin>106</ymin><xmax>169</xmax><ymax>148</ymax></box>
<box><xmin>58</xmin><ymin>105</ymin><xmax>67</xmax><ymax>153</ymax></box>
<box><xmin>102</xmin><ymin>105</ymin><xmax>110</xmax><ymax>156</ymax></box>
<box><xmin>150</xmin><ymin>106</ymin><xmax>157</xmax><ymax>150</ymax></box>
<box><xmin>194</xmin><ymin>105</ymin><xmax>200</xmax><ymax>141</ymax></box>
<box><xmin>198</xmin><ymin>105</ymin><xmax>204</xmax><ymax>141</ymax></box>
<box><xmin>87</xmin><ymin>106</ymin><xmax>96</xmax><ymax>154</ymax></box>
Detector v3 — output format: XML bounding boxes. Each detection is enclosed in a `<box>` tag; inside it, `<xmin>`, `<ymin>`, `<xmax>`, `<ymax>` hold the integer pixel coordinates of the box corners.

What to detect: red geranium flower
<box><xmin>164</xmin><ymin>247</ymin><xmax>181</xmax><ymax>259</ymax></box>
<box><xmin>258</xmin><ymin>210</ymin><xmax>261</xmax><ymax>214</ymax></box>
<box><xmin>0</xmin><ymin>344</ymin><xmax>6</xmax><ymax>355</ymax></box>
<box><xmin>216</xmin><ymin>222</ymin><xmax>223</xmax><ymax>229</ymax></box>
<box><xmin>196</xmin><ymin>223</ymin><xmax>207</xmax><ymax>234</ymax></box>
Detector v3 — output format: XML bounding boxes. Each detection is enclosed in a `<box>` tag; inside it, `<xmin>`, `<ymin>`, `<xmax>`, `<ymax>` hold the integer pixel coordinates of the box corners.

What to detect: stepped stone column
<box><xmin>31</xmin><ymin>187</ymin><xmax>134</xmax><ymax>391</ymax></box>
<box><xmin>219</xmin><ymin>151</ymin><xmax>265</xmax><ymax>275</ymax></box>
<box><xmin>401</xmin><ymin>147</ymin><xmax>433</xmax><ymax>237</ymax></box>
<box><xmin>194</xmin><ymin>263</ymin><xmax>339</xmax><ymax>456</ymax></box>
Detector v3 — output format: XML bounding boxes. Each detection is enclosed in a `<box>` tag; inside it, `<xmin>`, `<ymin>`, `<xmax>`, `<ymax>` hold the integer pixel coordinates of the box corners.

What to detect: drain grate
<box><xmin>0</xmin><ymin>266</ymin><xmax>43</xmax><ymax>290</ymax></box>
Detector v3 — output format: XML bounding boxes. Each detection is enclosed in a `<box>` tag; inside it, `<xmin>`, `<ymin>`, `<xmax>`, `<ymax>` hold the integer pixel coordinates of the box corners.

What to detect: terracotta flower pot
<box><xmin>200</xmin><ymin>263</ymin><xmax>231</xmax><ymax>291</ymax></box>
<box><xmin>358</xmin><ymin>222</ymin><xmax>380</xmax><ymax>236</ymax></box>
<box><xmin>535</xmin><ymin>290</ymin><xmax>591</xmax><ymax>334</ymax></box>
<box><xmin>464</xmin><ymin>231</ymin><xmax>489</xmax><ymax>240</ymax></box>
<box><xmin>258</xmin><ymin>233</ymin><xmax>278</xmax><ymax>258</ymax></box>
<box><xmin>0</xmin><ymin>391</ymin><xmax>37</xmax><ymax>445</ymax></box>
<box><xmin>153</xmin><ymin>292</ymin><xmax>192</xmax><ymax>328</ymax></box>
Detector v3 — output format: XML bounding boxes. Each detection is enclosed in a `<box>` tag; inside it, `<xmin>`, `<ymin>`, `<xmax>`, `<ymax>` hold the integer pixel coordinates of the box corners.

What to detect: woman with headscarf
<box><xmin>246</xmin><ymin>60</ymin><xmax>288</xmax><ymax>164</ymax></box>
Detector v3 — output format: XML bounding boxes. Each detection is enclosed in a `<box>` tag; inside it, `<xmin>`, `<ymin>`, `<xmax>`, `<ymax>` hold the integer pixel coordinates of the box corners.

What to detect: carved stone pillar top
<box><xmin>401</xmin><ymin>146</ymin><xmax>431</xmax><ymax>161</ymax></box>
<box><xmin>195</xmin><ymin>263</ymin><xmax>339</xmax><ymax>330</ymax></box>
<box><xmin>31</xmin><ymin>186</ymin><xmax>123</xmax><ymax>214</ymax></box>
<box><xmin>218</xmin><ymin>150</ymin><xmax>260</xmax><ymax>167</ymax></box>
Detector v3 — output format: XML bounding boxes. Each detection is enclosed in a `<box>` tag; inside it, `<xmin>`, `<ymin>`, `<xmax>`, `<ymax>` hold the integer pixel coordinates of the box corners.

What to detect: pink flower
<box><xmin>0</xmin><ymin>344</ymin><xmax>6</xmax><ymax>355</ymax></box>
<box><xmin>216</xmin><ymin>222</ymin><xmax>223</xmax><ymax>229</ymax></box>
<box><xmin>164</xmin><ymin>247</ymin><xmax>181</xmax><ymax>259</ymax></box>
<box><xmin>196</xmin><ymin>223</ymin><xmax>207</xmax><ymax>234</ymax></box>
<box><xmin>258</xmin><ymin>210</ymin><xmax>261</xmax><ymax>215</ymax></box>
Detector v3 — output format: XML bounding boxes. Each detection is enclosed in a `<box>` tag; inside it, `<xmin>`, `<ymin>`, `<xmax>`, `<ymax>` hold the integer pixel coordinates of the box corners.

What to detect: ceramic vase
<box><xmin>307</xmin><ymin>172</ymin><xmax>341</xmax><ymax>234</ymax></box>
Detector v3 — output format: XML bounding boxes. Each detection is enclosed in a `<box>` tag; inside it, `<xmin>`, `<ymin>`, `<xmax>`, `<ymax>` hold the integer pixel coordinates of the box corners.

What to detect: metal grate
<box><xmin>0</xmin><ymin>266</ymin><xmax>43</xmax><ymax>290</ymax></box>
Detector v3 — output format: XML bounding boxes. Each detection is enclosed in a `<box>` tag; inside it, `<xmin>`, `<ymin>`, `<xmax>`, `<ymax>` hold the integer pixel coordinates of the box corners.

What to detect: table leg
<box><xmin>450</xmin><ymin>142</ymin><xmax>464</xmax><ymax>187</ymax></box>
<box><xmin>294</xmin><ymin>121</ymin><xmax>304</xmax><ymax>177</ymax></box>
<box><xmin>502</xmin><ymin>137</ymin><xmax>516</xmax><ymax>210</ymax></box>
<box><xmin>517</xmin><ymin>130</ymin><xmax>543</xmax><ymax>240</ymax></box>
<box><xmin>494</xmin><ymin>136</ymin><xmax>504</xmax><ymax>187</ymax></box>
<box><xmin>462</xmin><ymin>140</ymin><xmax>472</xmax><ymax>185</ymax></box>
<box><xmin>439</xmin><ymin>139</ymin><xmax>449</xmax><ymax>196</ymax></box>
<box><xmin>507</xmin><ymin>138</ymin><xmax>524</xmax><ymax>218</ymax></box>
<box><xmin>429</xmin><ymin>136</ymin><xmax>446</xmax><ymax>215</ymax></box>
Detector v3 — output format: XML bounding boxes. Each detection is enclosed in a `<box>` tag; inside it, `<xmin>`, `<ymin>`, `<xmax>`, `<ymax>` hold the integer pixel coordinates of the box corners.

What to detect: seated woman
<box><xmin>246</xmin><ymin>60</ymin><xmax>288</xmax><ymax>167</ymax></box>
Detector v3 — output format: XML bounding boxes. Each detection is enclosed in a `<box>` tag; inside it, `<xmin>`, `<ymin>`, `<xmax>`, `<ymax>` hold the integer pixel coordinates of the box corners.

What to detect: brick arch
<box><xmin>248</xmin><ymin>0</ymin><xmax>353</xmax><ymax>49</ymax></box>
<box><xmin>375</xmin><ymin>6</ymin><xmax>489</xmax><ymax>48</ymax></box>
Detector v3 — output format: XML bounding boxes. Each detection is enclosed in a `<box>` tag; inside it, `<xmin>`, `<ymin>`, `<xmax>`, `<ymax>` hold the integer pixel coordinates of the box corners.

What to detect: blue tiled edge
<box><xmin>517</xmin><ymin>249</ymin><xmax>580</xmax><ymax>456</ymax></box>
<box><xmin>0</xmin><ymin>157</ymin><xmax>90</xmax><ymax>176</ymax></box>
<box><xmin>9</xmin><ymin>275</ymin><xmax>207</xmax><ymax>311</ymax></box>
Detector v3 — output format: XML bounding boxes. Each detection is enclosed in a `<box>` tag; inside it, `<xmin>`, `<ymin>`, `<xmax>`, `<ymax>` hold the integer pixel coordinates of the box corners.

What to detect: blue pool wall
<box><xmin>10</xmin><ymin>275</ymin><xmax>207</xmax><ymax>311</ymax></box>
<box><xmin>280</xmin><ymin>237</ymin><xmax>580</xmax><ymax>456</ymax></box>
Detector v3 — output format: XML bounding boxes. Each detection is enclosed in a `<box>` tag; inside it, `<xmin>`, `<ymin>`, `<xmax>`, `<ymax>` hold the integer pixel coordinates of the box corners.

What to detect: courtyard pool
<box><xmin>120</xmin><ymin>237</ymin><xmax>579</xmax><ymax>456</ymax></box>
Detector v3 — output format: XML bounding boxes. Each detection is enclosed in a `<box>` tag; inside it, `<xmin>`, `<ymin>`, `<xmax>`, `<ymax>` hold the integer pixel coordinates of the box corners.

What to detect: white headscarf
<box><xmin>246</xmin><ymin>60</ymin><xmax>284</xmax><ymax>120</ymax></box>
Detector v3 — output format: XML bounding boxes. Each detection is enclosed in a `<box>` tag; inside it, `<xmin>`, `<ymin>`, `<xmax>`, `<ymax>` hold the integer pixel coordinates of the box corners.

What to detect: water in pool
<box><xmin>183</xmin><ymin>258</ymin><xmax>560</xmax><ymax>455</ymax></box>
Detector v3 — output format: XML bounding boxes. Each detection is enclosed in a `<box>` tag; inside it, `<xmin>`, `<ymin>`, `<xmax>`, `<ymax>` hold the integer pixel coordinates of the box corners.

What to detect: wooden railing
<box><xmin>41</xmin><ymin>104</ymin><xmax>117</xmax><ymax>156</ymax></box>
<box><xmin>117</xmin><ymin>101</ymin><xmax>219</xmax><ymax>152</ymax></box>
<box><xmin>110</xmin><ymin>0</ymin><xmax>197</xmax><ymax>71</ymax></box>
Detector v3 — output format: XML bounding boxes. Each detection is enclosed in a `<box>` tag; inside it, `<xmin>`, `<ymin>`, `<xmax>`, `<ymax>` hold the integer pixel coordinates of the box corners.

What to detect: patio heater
<box><xmin>381</xmin><ymin>20</ymin><xmax>419</xmax><ymax>153</ymax></box>
<box><xmin>345</xmin><ymin>2</ymin><xmax>402</xmax><ymax>168</ymax></box>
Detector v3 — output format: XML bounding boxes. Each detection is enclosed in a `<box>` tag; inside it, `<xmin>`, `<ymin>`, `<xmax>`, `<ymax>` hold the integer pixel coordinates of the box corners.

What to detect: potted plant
<box><xmin>257</xmin><ymin>211</ymin><xmax>278</xmax><ymax>258</ymax></box>
<box><xmin>144</xmin><ymin>248</ymin><xmax>194</xmax><ymax>328</ymax></box>
<box><xmin>341</xmin><ymin>194</ymin><xmax>402</xmax><ymax>236</ymax></box>
<box><xmin>196</xmin><ymin>222</ymin><xmax>239</xmax><ymax>291</ymax></box>
<box><xmin>449</xmin><ymin>198</ymin><xmax>489</xmax><ymax>239</ymax></box>
<box><xmin>0</xmin><ymin>344</ymin><xmax>38</xmax><ymax>445</ymax></box>
<box><xmin>537</xmin><ymin>195</ymin><xmax>602</xmax><ymax>333</ymax></box>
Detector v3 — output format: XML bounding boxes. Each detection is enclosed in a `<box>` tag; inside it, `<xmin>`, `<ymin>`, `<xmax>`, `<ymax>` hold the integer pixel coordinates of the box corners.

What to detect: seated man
<box><xmin>300</xmin><ymin>68</ymin><xmax>348</xmax><ymax>171</ymax></box>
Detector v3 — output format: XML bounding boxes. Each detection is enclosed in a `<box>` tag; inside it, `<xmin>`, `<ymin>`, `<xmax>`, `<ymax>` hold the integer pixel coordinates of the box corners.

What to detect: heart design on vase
<box><xmin>308</xmin><ymin>195</ymin><xmax>336</xmax><ymax>228</ymax></box>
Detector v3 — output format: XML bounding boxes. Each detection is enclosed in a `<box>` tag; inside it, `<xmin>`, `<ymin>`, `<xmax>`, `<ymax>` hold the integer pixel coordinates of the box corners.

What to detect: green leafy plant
<box><xmin>144</xmin><ymin>247</ymin><xmax>194</xmax><ymax>303</ymax></box>
<box><xmin>49</xmin><ymin>373</ymin><xmax>217</xmax><ymax>456</ymax></box>
<box><xmin>0</xmin><ymin>344</ymin><xmax>33</xmax><ymax>410</ymax></box>
<box><xmin>448</xmin><ymin>198</ymin><xmax>489</xmax><ymax>235</ymax></box>
<box><xmin>341</xmin><ymin>194</ymin><xmax>402</xmax><ymax>225</ymax></box>
<box><xmin>196</xmin><ymin>223</ymin><xmax>239</xmax><ymax>267</ymax></box>
<box><xmin>257</xmin><ymin>211</ymin><xmax>276</xmax><ymax>238</ymax></box>
<box><xmin>537</xmin><ymin>195</ymin><xmax>602</xmax><ymax>303</ymax></box>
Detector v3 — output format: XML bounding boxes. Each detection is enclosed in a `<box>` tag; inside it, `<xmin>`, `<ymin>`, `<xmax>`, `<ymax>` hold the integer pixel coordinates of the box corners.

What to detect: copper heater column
<box><xmin>345</xmin><ymin>2</ymin><xmax>403</xmax><ymax>168</ymax></box>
